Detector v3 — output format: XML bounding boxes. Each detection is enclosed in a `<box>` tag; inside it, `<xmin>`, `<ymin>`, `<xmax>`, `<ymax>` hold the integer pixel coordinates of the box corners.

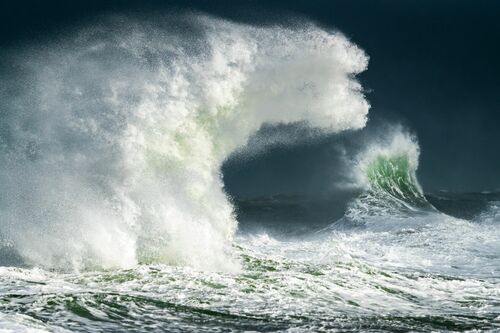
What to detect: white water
<box><xmin>0</xmin><ymin>14</ymin><xmax>369</xmax><ymax>271</ymax></box>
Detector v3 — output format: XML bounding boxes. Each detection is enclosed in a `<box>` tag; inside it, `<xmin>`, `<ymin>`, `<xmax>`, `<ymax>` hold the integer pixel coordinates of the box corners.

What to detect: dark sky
<box><xmin>1</xmin><ymin>0</ymin><xmax>499</xmax><ymax>194</ymax></box>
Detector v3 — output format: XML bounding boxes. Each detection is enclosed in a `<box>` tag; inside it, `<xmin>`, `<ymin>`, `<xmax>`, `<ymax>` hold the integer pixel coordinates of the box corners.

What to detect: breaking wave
<box><xmin>345</xmin><ymin>131</ymin><xmax>434</xmax><ymax>222</ymax></box>
<box><xmin>0</xmin><ymin>14</ymin><xmax>369</xmax><ymax>271</ymax></box>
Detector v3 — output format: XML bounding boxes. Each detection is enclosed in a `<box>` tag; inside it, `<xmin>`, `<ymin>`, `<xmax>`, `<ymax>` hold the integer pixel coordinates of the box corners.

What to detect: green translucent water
<box><xmin>366</xmin><ymin>155</ymin><xmax>428</xmax><ymax>207</ymax></box>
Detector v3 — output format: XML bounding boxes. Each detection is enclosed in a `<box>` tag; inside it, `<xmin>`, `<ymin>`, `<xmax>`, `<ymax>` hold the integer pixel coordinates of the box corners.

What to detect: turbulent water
<box><xmin>0</xmin><ymin>14</ymin><xmax>499</xmax><ymax>332</ymax></box>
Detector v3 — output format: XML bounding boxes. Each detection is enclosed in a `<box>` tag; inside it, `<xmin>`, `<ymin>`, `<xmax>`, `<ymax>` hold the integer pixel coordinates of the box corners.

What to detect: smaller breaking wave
<box><xmin>345</xmin><ymin>130</ymin><xmax>434</xmax><ymax>222</ymax></box>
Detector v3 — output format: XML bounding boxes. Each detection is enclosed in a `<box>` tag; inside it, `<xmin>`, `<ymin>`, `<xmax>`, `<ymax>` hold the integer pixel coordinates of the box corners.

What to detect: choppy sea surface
<box><xmin>1</xmin><ymin>190</ymin><xmax>499</xmax><ymax>332</ymax></box>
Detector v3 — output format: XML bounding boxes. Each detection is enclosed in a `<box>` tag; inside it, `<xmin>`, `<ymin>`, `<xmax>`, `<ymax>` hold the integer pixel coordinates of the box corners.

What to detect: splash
<box><xmin>0</xmin><ymin>14</ymin><xmax>369</xmax><ymax>271</ymax></box>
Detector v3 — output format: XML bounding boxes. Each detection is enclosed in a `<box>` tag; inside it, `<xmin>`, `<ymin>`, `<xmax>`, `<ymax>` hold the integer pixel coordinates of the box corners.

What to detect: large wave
<box><xmin>0</xmin><ymin>14</ymin><xmax>369</xmax><ymax>271</ymax></box>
